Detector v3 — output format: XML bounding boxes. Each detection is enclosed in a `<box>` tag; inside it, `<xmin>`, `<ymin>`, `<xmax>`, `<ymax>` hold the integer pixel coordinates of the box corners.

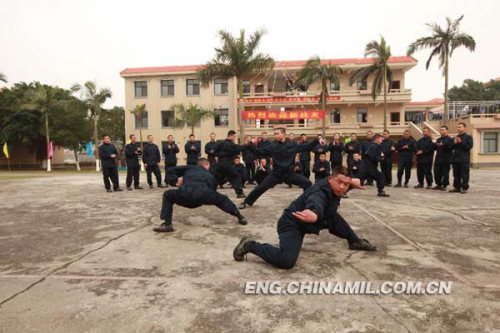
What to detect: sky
<box><xmin>1</xmin><ymin>0</ymin><xmax>498</xmax><ymax>108</ymax></box>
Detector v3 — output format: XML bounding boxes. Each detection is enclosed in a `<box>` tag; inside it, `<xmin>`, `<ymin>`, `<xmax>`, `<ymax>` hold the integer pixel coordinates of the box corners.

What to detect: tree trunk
<box><xmin>74</xmin><ymin>148</ymin><xmax>81</xmax><ymax>171</ymax></box>
<box><xmin>444</xmin><ymin>53</ymin><xmax>449</xmax><ymax>126</ymax></box>
<box><xmin>94</xmin><ymin>108</ymin><xmax>100</xmax><ymax>171</ymax></box>
<box><xmin>321</xmin><ymin>88</ymin><xmax>326</xmax><ymax>137</ymax></box>
<box><xmin>45</xmin><ymin>112</ymin><xmax>51</xmax><ymax>172</ymax></box>
<box><xmin>383</xmin><ymin>65</ymin><xmax>388</xmax><ymax>130</ymax></box>
<box><xmin>238</xmin><ymin>78</ymin><xmax>245</xmax><ymax>144</ymax></box>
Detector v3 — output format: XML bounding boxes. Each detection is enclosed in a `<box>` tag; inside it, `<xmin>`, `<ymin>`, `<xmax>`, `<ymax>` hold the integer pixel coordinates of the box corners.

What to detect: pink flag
<box><xmin>48</xmin><ymin>141</ymin><xmax>53</xmax><ymax>158</ymax></box>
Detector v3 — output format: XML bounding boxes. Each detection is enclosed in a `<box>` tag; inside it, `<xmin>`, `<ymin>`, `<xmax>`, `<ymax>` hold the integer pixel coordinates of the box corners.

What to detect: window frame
<box><xmin>160</xmin><ymin>79</ymin><xmax>175</xmax><ymax>97</ymax></box>
<box><xmin>186</xmin><ymin>79</ymin><xmax>200</xmax><ymax>96</ymax></box>
<box><xmin>134</xmin><ymin>81</ymin><xmax>148</xmax><ymax>98</ymax></box>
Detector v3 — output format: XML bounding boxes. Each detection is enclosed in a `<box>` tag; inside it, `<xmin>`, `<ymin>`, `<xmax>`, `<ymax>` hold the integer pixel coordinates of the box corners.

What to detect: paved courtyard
<box><xmin>0</xmin><ymin>169</ymin><xmax>499</xmax><ymax>333</ymax></box>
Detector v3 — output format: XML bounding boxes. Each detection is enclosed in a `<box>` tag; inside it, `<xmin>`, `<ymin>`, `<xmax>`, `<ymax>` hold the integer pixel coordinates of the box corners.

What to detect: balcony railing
<box><xmin>243</xmin><ymin>121</ymin><xmax>411</xmax><ymax>131</ymax></box>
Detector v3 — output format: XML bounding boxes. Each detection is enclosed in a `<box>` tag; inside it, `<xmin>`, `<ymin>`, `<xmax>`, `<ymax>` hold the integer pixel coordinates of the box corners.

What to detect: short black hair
<box><xmin>422</xmin><ymin>126</ymin><xmax>430</xmax><ymax>131</ymax></box>
<box><xmin>189</xmin><ymin>134</ymin><xmax>195</xmax><ymax>138</ymax></box>
<box><xmin>366</xmin><ymin>131</ymin><xmax>373</xmax><ymax>135</ymax></box>
<box><xmin>233</xmin><ymin>155</ymin><xmax>240</xmax><ymax>160</ymax></box>
<box><xmin>373</xmin><ymin>134</ymin><xmax>381</xmax><ymax>140</ymax></box>
<box><xmin>167</xmin><ymin>134</ymin><xmax>174</xmax><ymax>138</ymax></box>
<box><xmin>350</xmin><ymin>133</ymin><xmax>357</xmax><ymax>136</ymax></box>
<box><xmin>333</xmin><ymin>133</ymin><xmax>340</xmax><ymax>136</ymax></box>
<box><xmin>441</xmin><ymin>125</ymin><xmax>449</xmax><ymax>130</ymax></box>
<box><xmin>129</xmin><ymin>134</ymin><xmax>135</xmax><ymax>139</ymax></box>
<box><xmin>210</xmin><ymin>132</ymin><xmax>216</xmax><ymax>136</ymax></box>
<box><xmin>458</xmin><ymin>122</ymin><xmax>467</xmax><ymax>127</ymax></box>
<box><xmin>300</xmin><ymin>133</ymin><xmax>306</xmax><ymax>137</ymax></box>
<box><xmin>383</xmin><ymin>129</ymin><xmax>390</xmax><ymax>134</ymax></box>
<box><xmin>319</xmin><ymin>152</ymin><xmax>326</xmax><ymax>157</ymax></box>
<box><xmin>197</xmin><ymin>157</ymin><xmax>209</xmax><ymax>165</ymax></box>
<box><xmin>275</xmin><ymin>127</ymin><xmax>286</xmax><ymax>134</ymax></box>
<box><xmin>404</xmin><ymin>129</ymin><xmax>411</xmax><ymax>134</ymax></box>
<box><xmin>262</xmin><ymin>131</ymin><xmax>267</xmax><ymax>135</ymax></box>
<box><xmin>331</xmin><ymin>166</ymin><xmax>353</xmax><ymax>178</ymax></box>
<box><xmin>147</xmin><ymin>135</ymin><xmax>153</xmax><ymax>139</ymax></box>
<box><xmin>260</xmin><ymin>157</ymin><xmax>267</xmax><ymax>162</ymax></box>
<box><xmin>102</xmin><ymin>134</ymin><xmax>110</xmax><ymax>139</ymax></box>
<box><xmin>228</xmin><ymin>130</ymin><xmax>237</xmax><ymax>136</ymax></box>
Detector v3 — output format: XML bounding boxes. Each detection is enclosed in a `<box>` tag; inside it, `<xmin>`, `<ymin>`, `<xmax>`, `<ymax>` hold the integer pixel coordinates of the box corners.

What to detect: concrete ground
<box><xmin>0</xmin><ymin>169</ymin><xmax>499</xmax><ymax>333</ymax></box>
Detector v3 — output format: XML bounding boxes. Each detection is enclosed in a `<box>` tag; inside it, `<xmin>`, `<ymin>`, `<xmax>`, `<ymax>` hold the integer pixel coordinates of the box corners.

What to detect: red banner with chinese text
<box><xmin>242</xmin><ymin>110</ymin><xmax>325</xmax><ymax>120</ymax></box>
<box><xmin>238</xmin><ymin>96</ymin><xmax>341</xmax><ymax>103</ymax></box>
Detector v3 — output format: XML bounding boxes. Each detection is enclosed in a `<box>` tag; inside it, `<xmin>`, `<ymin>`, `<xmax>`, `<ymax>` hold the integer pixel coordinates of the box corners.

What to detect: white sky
<box><xmin>1</xmin><ymin>0</ymin><xmax>498</xmax><ymax>108</ymax></box>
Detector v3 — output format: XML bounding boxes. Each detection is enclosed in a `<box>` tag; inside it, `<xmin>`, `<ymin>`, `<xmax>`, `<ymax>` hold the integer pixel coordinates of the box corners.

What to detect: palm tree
<box><xmin>0</xmin><ymin>73</ymin><xmax>7</xmax><ymax>83</ymax></box>
<box><xmin>198</xmin><ymin>29</ymin><xmax>275</xmax><ymax>142</ymax></box>
<box><xmin>348</xmin><ymin>36</ymin><xmax>392</xmax><ymax>130</ymax></box>
<box><xmin>23</xmin><ymin>84</ymin><xmax>61</xmax><ymax>171</ymax></box>
<box><xmin>172</xmin><ymin>102</ymin><xmax>216</xmax><ymax>135</ymax></box>
<box><xmin>71</xmin><ymin>81</ymin><xmax>112</xmax><ymax>171</ymax></box>
<box><xmin>407</xmin><ymin>15</ymin><xmax>476</xmax><ymax>125</ymax></box>
<box><xmin>130</xmin><ymin>104</ymin><xmax>147</xmax><ymax>171</ymax></box>
<box><xmin>296</xmin><ymin>56</ymin><xmax>342</xmax><ymax>136</ymax></box>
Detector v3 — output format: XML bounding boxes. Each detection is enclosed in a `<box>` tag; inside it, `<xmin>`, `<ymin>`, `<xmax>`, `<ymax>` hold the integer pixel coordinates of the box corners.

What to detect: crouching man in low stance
<box><xmin>154</xmin><ymin>158</ymin><xmax>248</xmax><ymax>232</ymax></box>
<box><xmin>233</xmin><ymin>166</ymin><xmax>376</xmax><ymax>269</ymax></box>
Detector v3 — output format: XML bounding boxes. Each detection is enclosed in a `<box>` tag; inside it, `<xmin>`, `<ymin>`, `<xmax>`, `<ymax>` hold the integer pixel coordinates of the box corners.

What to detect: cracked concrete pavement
<box><xmin>0</xmin><ymin>169</ymin><xmax>499</xmax><ymax>332</ymax></box>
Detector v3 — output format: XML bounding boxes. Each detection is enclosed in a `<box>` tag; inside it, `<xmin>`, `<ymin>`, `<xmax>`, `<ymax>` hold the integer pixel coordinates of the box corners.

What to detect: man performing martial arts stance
<box><xmin>153</xmin><ymin>158</ymin><xmax>248</xmax><ymax>232</ymax></box>
<box><xmin>238</xmin><ymin>127</ymin><xmax>324</xmax><ymax>210</ymax></box>
<box><xmin>233</xmin><ymin>166</ymin><xmax>376</xmax><ymax>269</ymax></box>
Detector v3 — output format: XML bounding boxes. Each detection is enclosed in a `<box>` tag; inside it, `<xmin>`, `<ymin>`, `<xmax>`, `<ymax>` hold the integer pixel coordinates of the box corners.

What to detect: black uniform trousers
<box><xmin>452</xmin><ymin>163</ymin><xmax>470</xmax><ymax>190</ymax></box>
<box><xmin>215</xmin><ymin>163</ymin><xmax>244</xmax><ymax>195</ymax></box>
<box><xmin>146</xmin><ymin>165</ymin><xmax>162</xmax><ymax>186</ymax></box>
<box><xmin>102</xmin><ymin>167</ymin><xmax>119</xmax><ymax>190</ymax></box>
<box><xmin>126</xmin><ymin>166</ymin><xmax>140</xmax><ymax>187</ymax></box>
<box><xmin>244</xmin><ymin>171</ymin><xmax>312</xmax><ymax>206</ymax></box>
<box><xmin>397</xmin><ymin>160</ymin><xmax>412</xmax><ymax>185</ymax></box>
<box><xmin>300</xmin><ymin>160</ymin><xmax>311</xmax><ymax>179</ymax></box>
<box><xmin>245</xmin><ymin>161</ymin><xmax>256</xmax><ymax>183</ymax></box>
<box><xmin>164</xmin><ymin>162</ymin><xmax>177</xmax><ymax>184</ymax></box>
<box><xmin>208</xmin><ymin>157</ymin><xmax>217</xmax><ymax>175</ymax></box>
<box><xmin>249</xmin><ymin>212</ymin><xmax>360</xmax><ymax>269</ymax></box>
<box><xmin>160</xmin><ymin>187</ymin><xmax>240</xmax><ymax>225</ymax></box>
<box><xmin>434</xmin><ymin>163</ymin><xmax>451</xmax><ymax>187</ymax></box>
<box><xmin>357</xmin><ymin>163</ymin><xmax>385</xmax><ymax>192</ymax></box>
<box><xmin>330</xmin><ymin>161</ymin><xmax>343</xmax><ymax>169</ymax></box>
<box><xmin>416</xmin><ymin>162</ymin><xmax>433</xmax><ymax>186</ymax></box>
<box><xmin>380</xmin><ymin>159</ymin><xmax>393</xmax><ymax>185</ymax></box>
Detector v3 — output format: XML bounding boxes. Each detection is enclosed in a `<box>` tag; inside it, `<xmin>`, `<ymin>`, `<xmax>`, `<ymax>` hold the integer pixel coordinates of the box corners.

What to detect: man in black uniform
<box><xmin>415</xmin><ymin>127</ymin><xmax>435</xmax><ymax>189</ymax></box>
<box><xmin>242</xmin><ymin>135</ymin><xmax>256</xmax><ymax>185</ymax></box>
<box><xmin>163</xmin><ymin>135</ymin><xmax>179</xmax><ymax>185</ymax></box>
<box><xmin>288</xmin><ymin>133</ymin><xmax>296</xmax><ymax>142</ymax></box>
<box><xmin>395</xmin><ymin>130</ymin><xmax>416</xmax><ymax>188</ymax></box>
<box><xmin>348</xmin><ymin>153</ymin><xmax>362</xmax><ymax>178</ymax></box>
<box><xmin>214</xmin><ymin>130</ymin><xmax>246</xmax><ymax>198</ymax></box>
<box><xmin>361</xmin><ymin>131</ymin><xmax>374</xmax><ymax>186</ymax></box>
<box><xmin>143</xmin><ymin>135</ymin><xmax>165</xmax><ymax>189</ymax></box>
<box><xmin>357</xmin><ymin>134</ymin><xmax>390</xmax><ymax>197</ymax></box>
<box><xmin>298</xmin><ymin>133</ymin><xmax>312</xmax><ymax>179</ymax></box>
<box><xmin>185</xmin><ymin>134</ymin><xmax>201</xmax><ymax>165</ymax></box>
<box><xmin>239</xmin><ymin>128</ymin><xmax>323</xmax><ymax>209</ymax></box>
<box><xmin>205</xmin><ymin>132</ymin><xmax>218</xmax><ymax>174</ymax></box>
<box><xmin>328</xmin><ymin>133</ymin><xmax>344</xmax><ymax>169</ymax></box>
<box><xmin>233</xmin><ymin>167</ymin><xmax>376</xmax><ymax>269</ymax></box>
<box><xmin>258</xmin><ymin>132</ymin><xmax>271</xmax><ymax>165</ymax></box>
<box><xmin>99</xmin><ymin>134</ymin><xmax>123</xmax><ymax>192</ymax></box>
<box><xmin>380</xmin><ymin>130</ymin><xmax>396</xmax><ymax>186</ymax></box>
<box><xmin>125</xmin><ymin>134</ymin><xmax>143</xmax><ymax>190</ymax></box>
<box><xmin>313</xmin><ymin>153</ymin><xmax>331</xmax><ymax>183</ymax></box>
<box><xmin>254</xmin><ymin>158</ymin><xmax>271</xmax><ymax>185</ymax></box>
<box><xmin>450</xmin><ymin>122</ymin><xmax>473</xmax><ymax>194</ymax></box>
<box><xmin>312</xmin><ymin>134</ymin><xmax>328</xmax><ymax>163</ymax></box>
<box><xmin>432</xmin><ymin>125</ymin><xmax>454</xmax><ymax>191</ymax></box>
<box><xmin>344</xmin><ymin>133</ymin><xmax>361</xmax><ymax>166</ymax></box>
<box><xmin>234</xmin><ymin>156</ymin><xmax>247</xmax><ymax>188</ymax></box>
<box><xmin>153</xmin><ymin>158</ymin><xmax>248</xmax><ymax>232</ymax></box>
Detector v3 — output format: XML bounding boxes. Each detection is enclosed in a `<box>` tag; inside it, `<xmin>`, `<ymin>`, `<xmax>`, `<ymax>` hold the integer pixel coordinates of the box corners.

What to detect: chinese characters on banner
<box><xmin>242</xmin><ymin>110</ymin><xmax>325</xmax><ymax>120</ymax></box>
<box><xmin>238</xmin><ymin>96</ymin><xmax>341</xmax><ymax>103</ymax></box>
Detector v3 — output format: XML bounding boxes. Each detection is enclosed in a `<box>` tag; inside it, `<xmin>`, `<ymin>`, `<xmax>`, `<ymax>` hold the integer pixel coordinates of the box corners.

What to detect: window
<box><xmin>161</xmin><ymin>80</ymin><xmax>175</xmax><ymax>97</ymax></box>
<box><xmin>186</xmin><ymin>79</ymin><xmax>200</xmax><ymax>95</ymax></box>
<box><xmin>483</xmin><ymin>132</ymin><xmax>498</xmax><ymax>153</ymax></box>
<box><xmin>357</xmin><ymin>108</ymin><xmax>367</xmax><ymax>123</ymax></box>
<box><xmin>215</xmin><ymin>109</ymin><xmax>229</xmax><ymax>126</ymax></box>
<box><xmin>243</xmin><ymin>81</ymin><xmax>250</xmax><ymax>94</ymax></box>
<box><xmin>214</xmin><ymin>79</ymin><xmax>228</xmax><ymax>95</ymax></box>
<box><xmin>390</xmin><ymin>80</ymin><xmax>401</xmax><ymax>90</ymax></box>
<box><xmin>390</xmin><ymin>112</ymin><xmax>401</xmax><ymax>123</ymax></box>
<box><xmin>356</xmin><ymin>79</ymin><xmax>367</xmax><ymax>90</ymax></box>
<box><xmin>135</xmin><ymin>111</ymin><xmax>148</xmax><ymax>128</ymax></box>
<box><xmin>255</xmin><ymin>84</ymin><xmax>264</xmax><ymax>94</ymax></box>
<box><xmin>330</xmin><ymin>80</ymin><xmax>340</xmax><ymax>92</ymax></box>
<box><xmin>161</xmin><ymin>110</ymin><xmax>175</xmax><ymax>127</ymax></box>
<box><xmin>330</xmin><ymin>108</ymin><xmax>341</xmax><ymax>124</ymax></box>
<box><xmin>134</xmin><ymin>81</ymin><xmax>147</xmax><ymax>98</ymax></box>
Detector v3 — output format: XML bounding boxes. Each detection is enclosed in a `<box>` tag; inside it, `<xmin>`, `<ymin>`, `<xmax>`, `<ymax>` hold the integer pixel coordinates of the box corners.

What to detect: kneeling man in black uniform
<box><xmin>154</xmin><ymin>158</ymin><xmax>248</xmax><ymax>232</ymax></box>
<box><xmin>233</xmin><ymin>166</ymin><xmax>376</xmax><ymax>269</ymax></box>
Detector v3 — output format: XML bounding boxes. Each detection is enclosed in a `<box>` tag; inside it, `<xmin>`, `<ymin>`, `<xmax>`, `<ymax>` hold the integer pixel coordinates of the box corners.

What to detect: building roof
<box><xmin>407</xmin><ymin>98</ymin><xmax>444</xmax><ymax>106</ymax></box>
<box><xmin>120</xmin><ymin>56</ymin><xmax>417</xmax><ymax>76</ymax></box>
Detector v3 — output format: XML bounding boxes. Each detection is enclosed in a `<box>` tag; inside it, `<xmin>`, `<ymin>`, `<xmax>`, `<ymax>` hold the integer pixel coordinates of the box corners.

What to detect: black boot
<box><xmin>394</xmin><ymin>183</ymin><xmax>402</xmax><ymax>188</ymax></box>
<box><xmin>239</xmin><ymin>202</ymin><xmax>251</xmax><ymax>209</ymax></box>
<box><xmin>153</xmin><ymin>223</ymin><xmax>174</xmax><ymax>232</ymax></box>
<box><xmin>135</xmin><ymin>186</ymin><xmax>143</xmax><ymax>190</ymax></box>
<box><xmin>237</xmin><ymin>215</ymin><xmax>248</xmax><ymax>225</ymax></box>
<box><xmin>349</xmin><ymin>239</ymin><xmax>377</xmax><ymax>251</ymax></box>
<box><xmin>237</xmin><ymin>193</ymin><xmax>246</xmax><ymax>199</ymax></box>
<box><xmin>377</xmin><ymin>191</ymin><xmax>390</xmax><ymax>197</ymax></box>
<box><xmin>233</xmin><ymin>236</ymin><xmax>255</xmax><ymax>261</ymax></box>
